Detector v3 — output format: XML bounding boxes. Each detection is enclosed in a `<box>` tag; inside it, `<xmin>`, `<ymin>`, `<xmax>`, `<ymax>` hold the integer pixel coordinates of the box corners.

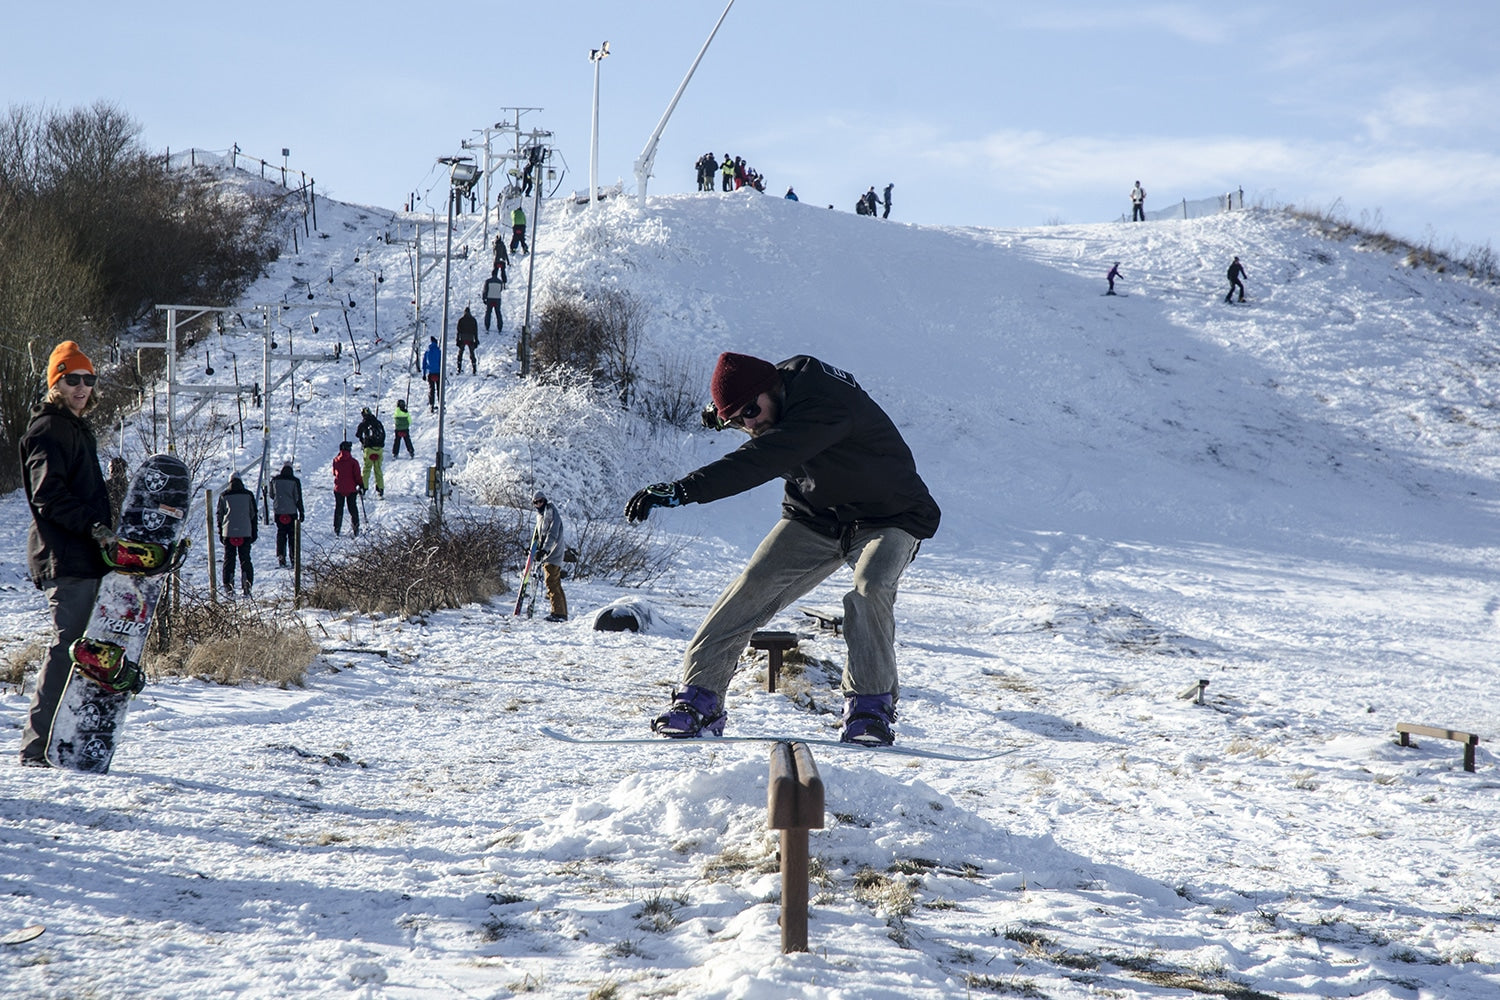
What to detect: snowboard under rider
<box><xmin>625</xmin><ymin>352</ymin><xmax>941</xmax><ymax>746</ymax></box>
<box><xmin>18</xmin><ymin>341</ymin><xmax>112</xmax><ymax>767</ymax></box>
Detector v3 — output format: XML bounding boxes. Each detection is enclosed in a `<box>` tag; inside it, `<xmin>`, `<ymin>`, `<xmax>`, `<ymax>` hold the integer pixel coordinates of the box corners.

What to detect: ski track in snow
<box><xmin>3</xmin><ymin>181</ymin><xmax>1500</xmax><ymax>999</ymax></box>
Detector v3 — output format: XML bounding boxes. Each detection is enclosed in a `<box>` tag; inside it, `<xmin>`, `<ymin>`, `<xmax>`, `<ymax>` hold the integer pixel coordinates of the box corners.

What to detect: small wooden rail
<box><xmin>767</xmin><ymin>742</ymin><xmax>824</xmax><ymax>953</ymax></box>
<box><xmin>750</xmin><ymin>630</ymin><xmax>799</xmax><ymax>692</ymax></box>
<box><xmin>1396</xmin><ymin>722</ymin><xmax>1480</xmax><ymax>773</ymax></box>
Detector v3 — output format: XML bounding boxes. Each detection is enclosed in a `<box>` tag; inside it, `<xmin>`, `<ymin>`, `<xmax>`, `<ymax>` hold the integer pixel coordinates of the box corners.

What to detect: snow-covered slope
<box><xmin>3</xmin><ymin>183</ymin><xmax>1499</xmax><ymax>999</ymax></box>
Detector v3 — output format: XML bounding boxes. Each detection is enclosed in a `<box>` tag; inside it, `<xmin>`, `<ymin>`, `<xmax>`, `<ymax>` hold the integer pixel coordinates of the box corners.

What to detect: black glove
<box><xmin>625</xmin><ymin>482</ymin><xmax>685</xmax><ymax>522</ymax></box>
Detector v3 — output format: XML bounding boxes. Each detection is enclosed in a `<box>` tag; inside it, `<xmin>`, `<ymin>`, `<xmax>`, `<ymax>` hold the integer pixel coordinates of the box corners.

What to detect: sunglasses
<box><xmin>62</xmin><ymin>373</ymin><xmax>98</xmax><ymax>387</ymax></box>
<box><xmin>729</xmin><ymin>401</ymin><xmax>761</xmax><ymax>426</ymax></box>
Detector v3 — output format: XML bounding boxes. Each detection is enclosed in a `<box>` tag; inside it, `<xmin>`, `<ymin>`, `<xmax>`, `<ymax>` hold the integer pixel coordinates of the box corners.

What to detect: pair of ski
<box><xmin>540</xmin><ymin>726</ymin><xmax>1022</xmax><ymax>762</ymax></box>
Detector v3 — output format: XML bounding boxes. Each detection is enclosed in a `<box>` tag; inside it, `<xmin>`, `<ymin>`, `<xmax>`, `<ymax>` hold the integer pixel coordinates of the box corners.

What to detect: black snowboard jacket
<box><xmin>19</xmin><ymin>402</ymin><xmax>111</xmax><ymax>586</ymax></box>
<box><xmin>676</xmin><ymin>356</ymin><xmax>941</xmax><ymax>541</ymax></box>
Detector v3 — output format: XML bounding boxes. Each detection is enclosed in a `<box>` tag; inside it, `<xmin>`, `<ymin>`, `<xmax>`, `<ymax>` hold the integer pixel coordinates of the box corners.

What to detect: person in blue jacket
<box><xmin>421</xmin><ymin>336</ymin><xmax>442</xmax><ymax>412</ymax></box>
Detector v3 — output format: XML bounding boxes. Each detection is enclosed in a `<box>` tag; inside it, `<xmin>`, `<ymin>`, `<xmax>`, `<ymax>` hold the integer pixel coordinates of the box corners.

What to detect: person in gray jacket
<box><xmin>626</xmin><ymin>352</ymin><xmax>940</xmax><ymax>746</ymax></box>
<box><xmin>269</xmin><ymin>463</ymin><xmax>304</xmax><ymax>567</ymax></box>
<box><xmin>216</xmin><ymin>475</ymin><xmax>258</xmax><ymax>596</ymax></box>
<box><xmin>531</xmin><ymin>491</ymin><xmax>568</xmax><ymax>622</ymax></box>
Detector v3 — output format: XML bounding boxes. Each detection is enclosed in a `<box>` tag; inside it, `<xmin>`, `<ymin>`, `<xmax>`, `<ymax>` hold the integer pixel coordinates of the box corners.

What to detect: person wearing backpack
<box><xmin>270</xmin><ymin>462</ymin><xmax>304</xmax><ymax>568</ymax></box>
<box><xmin>355</xmin><ymin>407</ymin><xmax>386</xmax><ymax>498</ymax></box>
<box><xmin>391</xmin><ymin>400</ymin><xmax>414</xmax><ymax>458</ymax></box>
<box><xmin>216</xmin><ymin>474</ymin><xmax>258</xmax><ymax>596</ymax></box>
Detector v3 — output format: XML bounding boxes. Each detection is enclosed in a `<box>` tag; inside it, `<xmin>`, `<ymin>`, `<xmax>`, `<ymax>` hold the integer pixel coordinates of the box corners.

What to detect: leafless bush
<box><xmin>302</xmin><ymin>511</ymin><xmax>523</xmax><ymax>615</ymax></box>
<box><xmin>636</xmin><ymin>349</ymin><xmax>709</xmax><ymax>428</ymax></box>
<box><xmin>532</xmin><ymin>287</ymin><xmax>646</xmax><ymax>403</ymax></box>
<box><xmin>1</xmin><ymin>637</ymin><xmax>47</xmax><ymax>692</ymax></box>
<box><xmin>149</xmin><ymin>585</ymin><xmax>317</xmax><ymax>688</ymax></box>
<box><xmin>570</xmin><ymin>512</ymin><xmax>685</xmax><ymax>587</ymax></box>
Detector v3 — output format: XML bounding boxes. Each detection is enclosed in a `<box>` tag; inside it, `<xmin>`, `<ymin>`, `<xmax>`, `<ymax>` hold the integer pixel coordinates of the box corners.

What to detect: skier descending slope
<box><xmin>625</xmin><ymin>352</ymin><xmax>940</xmax><ymax>746</ymax></box>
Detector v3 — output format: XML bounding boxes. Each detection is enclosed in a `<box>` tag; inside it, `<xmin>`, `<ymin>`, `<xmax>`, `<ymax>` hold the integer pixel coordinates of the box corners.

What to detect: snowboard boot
<box><xmin>651</xmin><ymin>685</ymin><xmax>726</xmax><ymax>738</ymax></box>
<box><xmin>840</xmin><ymin>693</ymin><xmax>896</xmax><ymax>746</ymax></box>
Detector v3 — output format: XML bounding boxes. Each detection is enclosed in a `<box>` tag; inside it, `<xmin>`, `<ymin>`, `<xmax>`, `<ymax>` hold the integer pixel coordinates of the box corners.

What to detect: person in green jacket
<box><xmin>510</xmin><ymin>205</ymin><xmax>529</xmax><ymax>254</ymax></box>
<box><xmin>391</xmin><ymin>400</ymin><xmax>414</xmax><ymax>458</ymax></box>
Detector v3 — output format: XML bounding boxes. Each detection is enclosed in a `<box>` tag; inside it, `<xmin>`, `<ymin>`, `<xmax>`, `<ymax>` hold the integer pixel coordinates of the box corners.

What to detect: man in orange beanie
<box><xmin>626</xmin><ymin>352</ymin><xmax>940</xmax><ymax>746</ymax></box>
<box><xmin>18</xmin><ymin>341</ymin><xmax>111</xmax><ymax>766</ymax></box>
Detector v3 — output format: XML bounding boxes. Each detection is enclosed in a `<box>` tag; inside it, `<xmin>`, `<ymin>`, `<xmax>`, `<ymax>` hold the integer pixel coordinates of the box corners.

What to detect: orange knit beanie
<box><xmin>47</xmin><ymin>341</ymin><xmax>94</xmax><ymax>388</ymax></box>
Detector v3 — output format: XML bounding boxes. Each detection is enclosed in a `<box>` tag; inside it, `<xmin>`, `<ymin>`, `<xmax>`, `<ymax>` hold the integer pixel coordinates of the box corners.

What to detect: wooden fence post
<box><xmin>767</xmin><ymin>741</ymin><xmax>824</xmax><ymax>953</ymax></box>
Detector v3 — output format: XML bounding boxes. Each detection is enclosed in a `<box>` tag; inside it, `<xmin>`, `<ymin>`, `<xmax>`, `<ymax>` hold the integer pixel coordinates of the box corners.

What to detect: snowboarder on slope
<box><xmin>1225</xmin><ymin>256</ymin><xmax>1247</xmax><ymax>303</ymax></box>
<box><xmin>17</xmin><ymin>341</ymin><xmax>111</xmax><ymax>766</ymax></box>
<box><xmin>625</xmin><ymin>352</ymin><xmax>941</xmax><ymax>746</ymax></box>
<box><xmin>1106</xmin><ymin>262</ymin><xmax>1122</xmax><ymax>295</ymax></box>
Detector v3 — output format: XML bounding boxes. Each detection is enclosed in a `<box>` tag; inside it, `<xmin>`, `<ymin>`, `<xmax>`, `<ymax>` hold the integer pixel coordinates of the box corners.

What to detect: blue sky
<box><xmin>6</xmin><ymin>1</ymin><xmax>1497</xmax><ymax>250</ymax></box>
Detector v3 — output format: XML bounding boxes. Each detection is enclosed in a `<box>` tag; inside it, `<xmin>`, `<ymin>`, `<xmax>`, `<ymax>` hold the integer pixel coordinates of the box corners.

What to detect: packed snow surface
<box><xmin>4</xmin><ymin>181</ymin><xmax>1500</xmax><ymax>999</ymax></box>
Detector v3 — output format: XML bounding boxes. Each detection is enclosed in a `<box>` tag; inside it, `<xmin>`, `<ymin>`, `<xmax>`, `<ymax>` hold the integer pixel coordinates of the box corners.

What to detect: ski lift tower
<box><xmin>633</xmin><ymin>0</ymin><xmax>735</xmax><ymax>208</ymax></box>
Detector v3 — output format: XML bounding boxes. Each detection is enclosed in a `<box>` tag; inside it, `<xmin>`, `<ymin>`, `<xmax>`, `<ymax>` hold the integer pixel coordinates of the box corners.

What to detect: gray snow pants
<box><xmin>681</xmin><ymin>519</ymin><xmax>919</xmax><ymax>702</ymax></box>
<box><xmin>20</xmin><ymin>575</ymin><xmax>99</xmax><ymax>762</ymax></box>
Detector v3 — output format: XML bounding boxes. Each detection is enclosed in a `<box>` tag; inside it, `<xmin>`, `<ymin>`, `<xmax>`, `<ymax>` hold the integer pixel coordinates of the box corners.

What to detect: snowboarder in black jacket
<box><xmin>1225</xmin><ymin>256</ymin><xmax>1247</xmax><ymax>303</ymax></box>
<box><xmin>627</xmin><ymin>352</ymin><xmax>940</xmax><ymax>747</ymax></box>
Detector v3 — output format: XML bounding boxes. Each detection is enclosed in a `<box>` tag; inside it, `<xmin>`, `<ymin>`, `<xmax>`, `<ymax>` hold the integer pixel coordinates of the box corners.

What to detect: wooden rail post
<box><xmin>767</xmin><ymin>741</ymin><xmax>824</xmax><ymax>953</ymax></box>
<box><xmin>204</xmin><ymin>488</ymin><xmax>218</xmax><ymax>604</ymax></box>
<box><xmin>750</xmin><ymin>630</ymin><xmax>798</xmax><ymax>692</ymax></box>
<box><xmin>1396</xmin><ymin>722</ymin><xmax>1481</xmax><ymax>773</ymax></box>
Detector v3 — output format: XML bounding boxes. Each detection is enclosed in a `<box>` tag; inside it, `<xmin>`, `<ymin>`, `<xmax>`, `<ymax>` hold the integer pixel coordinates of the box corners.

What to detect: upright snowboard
<box><xmin>47</xmin><ymin>453</ymin><xmax>191</xmax><ymax>773</ymax></box>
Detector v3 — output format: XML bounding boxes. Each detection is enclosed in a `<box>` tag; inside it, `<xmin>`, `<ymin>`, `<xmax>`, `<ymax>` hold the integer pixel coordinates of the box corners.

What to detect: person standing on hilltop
<box><xmin>1130</xmin><ymin>181</ymin><xmax>1146</xmax><ymax>222</ymax></box>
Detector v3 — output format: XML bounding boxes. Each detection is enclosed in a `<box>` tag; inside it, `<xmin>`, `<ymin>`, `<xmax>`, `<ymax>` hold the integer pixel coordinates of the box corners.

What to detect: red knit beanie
<box><xmin>710</xmin><ymin>352</ymin><xmax>779</xmax><ymax>420</ymax></box>
<box><xmin>47</xmin><ymin>341</ymin><xmax>94</xmax><ymax>389</ymax></box>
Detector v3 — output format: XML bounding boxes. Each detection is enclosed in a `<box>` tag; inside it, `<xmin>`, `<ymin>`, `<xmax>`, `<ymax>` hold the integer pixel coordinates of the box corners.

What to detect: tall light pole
<box><xmin>432</xmin><ymin>155</ymin><xmax>479</xmax><ymax>524</ymax></box>
<box><xmin>634</xmin><ymin>0</ymin><xmax>735</xmax><ymax>207</ymax></box>
<box><xmin>589</xmin><ymin>41</ymin><xmax>610</xmax><ymax>207</ymax></box>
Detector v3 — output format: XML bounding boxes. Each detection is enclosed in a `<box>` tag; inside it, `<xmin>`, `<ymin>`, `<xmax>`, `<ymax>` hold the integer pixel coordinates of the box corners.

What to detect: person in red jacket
<box><xmin>626</xmin><ymin>352</ymin><xmax>940</xmax><ymax>746</ymax></box>
<box><xmin>331</xmin><ymin>441</ymin><xmax>363</xmax><ymax>537</ymax></box>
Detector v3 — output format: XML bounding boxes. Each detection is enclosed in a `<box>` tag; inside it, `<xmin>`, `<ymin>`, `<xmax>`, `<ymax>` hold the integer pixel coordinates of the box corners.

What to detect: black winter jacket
<box><xmin>677</xmin><ymin>356</ymin><xmax>941</xmax><ymax>540</ymax></box>
<box><xmin>19</xmin><ymin>402</ymin><xmax>111</xmax><ymax>586</ymax></box>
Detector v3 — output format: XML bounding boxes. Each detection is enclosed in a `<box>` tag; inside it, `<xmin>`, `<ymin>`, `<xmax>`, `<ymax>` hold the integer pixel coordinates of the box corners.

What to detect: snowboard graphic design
<box><xmin>47</xmin><ymin>453</ymin><xmax>191</xmax><ymax>773</ymax></box>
